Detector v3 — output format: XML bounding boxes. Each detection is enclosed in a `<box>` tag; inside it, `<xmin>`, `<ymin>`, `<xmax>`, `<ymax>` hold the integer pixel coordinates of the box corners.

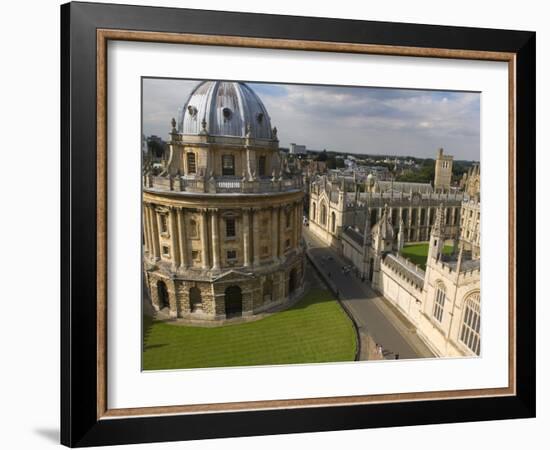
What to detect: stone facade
<box><xmin>143</xmin><ymin>81</ymin><xmax>305</xmax><ymax>321</ymax></box>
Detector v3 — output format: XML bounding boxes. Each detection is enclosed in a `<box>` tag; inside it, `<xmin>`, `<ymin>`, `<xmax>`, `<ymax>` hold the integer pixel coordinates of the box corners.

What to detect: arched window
<box><xmin>460</xmin><ymin>292</ymin><xmax>480</xmax><ymax>355</ymax></box>
<box><xmin>189</xmin><ymin>287</ymin><xmax>202</xmax><ymax>312</ymax></box>
<box><xmin>187</xmin><ymin>153</ymin><xmax>196</xmax><ymax>174</ymax></box>
<box><xmin>311</xmin><ymin>202</ymin><xmax>316</xmax><ymax>221</ymax></box>
<box><xmin>320</xmin><ymin>203</ymin><xmax>327</xmax><ymax>226</ymax></box>
<box><xmin>433</xmin><ymin>283</ymin><xmax>446</xmax><ymax>322</ymax></box>
<box><xmin>222</xmin><ymin>154</ymin><xmax>235</xmax><ymax>176</ymax></box>
<box><xmin>331</xmin><ymin>212</ymin><xmax>336</xmax><ymax>233</ymax></box>
<box><xmin>258</xmin><ymin>155</ymin><xmax>266</xmax><ymax>177</ymax></box>
<box><xmin>225</xmin><ymin>217</ymin><xmax>236</xmax><ymax>237</ymax></box>
<box><xmin>189</xmin><ymin>219</ymin><xmax>198</xmax><ymax>237</ymax></box>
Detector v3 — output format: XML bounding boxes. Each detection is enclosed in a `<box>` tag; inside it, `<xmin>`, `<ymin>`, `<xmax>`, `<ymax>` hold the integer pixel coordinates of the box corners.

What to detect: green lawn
<box><xmin>143</xmin><ymin>288</ymin><xmax>357</xmax><ymax>370</ymax></box>
<box><xmin>400</xmin><ymin>242</ymin><xmax>453</xmax><ymax>270</ymax></box>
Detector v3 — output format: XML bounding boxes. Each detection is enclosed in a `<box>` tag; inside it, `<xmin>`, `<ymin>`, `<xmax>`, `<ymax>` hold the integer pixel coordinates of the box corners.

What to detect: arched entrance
<box><xmin>288</xmin><ymin>268</ymin><xmax>297</xmax><ymax>296</ymax></box>
<box><xmin>263</xmin><ymin>279</ymin><xmax>273</xmax><ymax>303</ymax></box>
<box><xmin>157</xmin><ymin>280</ymin><xmax>170</xmax><ymax>310</ymax></box>
<box><xmin>189</xmin><ymin>287</ymin><xmax>202</xmax><ymax>312</ymax></box>
<box><xmin>224</xmin><ymin>285</ymin><xmax>242</xmax><ymax>318</ymax></box>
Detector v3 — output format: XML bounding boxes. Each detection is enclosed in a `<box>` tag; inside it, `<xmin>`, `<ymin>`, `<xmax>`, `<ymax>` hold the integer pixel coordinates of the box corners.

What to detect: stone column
<box><xmin>200</xmin><ymin>209</ymin><xmax>210</xmax><ymax>269</ymax></box>
<box><xmin>279</xmin><ymin>207</ymin><xmax>286</xmax><ymax>258</ymax></box>
<box><xmin>407</xmin><ymin>206</ymin><xmax>413</xmax><ymax>241</ymax></box>
<box><xmin>252</xmin><ymin>208</ymin><xmax>261</xmax><ymax>266</ymax></box>
<box><xmin>142</xmin><ymin>204</ymin><xmax>151</xmax><ymax>255</ymax></box>
<box><xmin>169</xmin><ymin>207</ymin><xmax>180</xmax><ymax>271</ymax></box>
<box><xmin>295</xmin><ymin>202</ymin><xmax>301</xmax><ymax>248</ymax></box>
<box><xmin>176</xmin><ymin>208</ymin><xmax>188</xmax><ymax>269</ymax></box>
<box><xmin>242</xmin><ymin>209</ymin><xmax>251</xmax><ymax>267</ymax></box>
<box><xmin>150</xmin><ymin>205</ymin><xmax>160</xmax><ymax>260</ymax></box>
<box><xmin>211</xmin><ymin>209</ymin><xmax>220</xmax><ymax>270</ymax></box>
<box><xmin>271</xmin><ymin>207</ymin><xmax>279</xmax><ymax>262</ymax></box>
<box><xmin>416</xmin><ymin>207</ymin><xmax>421</xmax><ymax>241</ymax></box>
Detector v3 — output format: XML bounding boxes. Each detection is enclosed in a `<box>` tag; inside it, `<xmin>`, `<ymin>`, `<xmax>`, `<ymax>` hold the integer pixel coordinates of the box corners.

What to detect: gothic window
<box><xmin>370</xmin><ymin>208</ymin><xmax>377</xmax><ymax>225</ymax></box>
<box><xmin>311</xmin><ymin>202</ymin><xmax>317</xmax><ymax>221</ymax></box>
<box><xmin>331</xmin><ymin>212</ymin><xmax>336</xmax><ymax>233</ymax></box>
<box><xmin>258</xmin><ymin>155</ymin><xmax>266</xmax><ymax>177</ymax></box>
<box><xmin>411</xmin><ymin>208</ymin><xmax>417</xmax><ymax>224</ymax></box>
<box><xmin>446</xmin><ymin>208</ymin><xmax>451</xmax><ymax>225</ymax></box>
<box><xmin>420</xmin><ymin>208</ymin><xmax>426</xmax><ymax>225</ymax></box>
<box><xmin>320</xmin><ymin>203</ymin><xmax>327</xmax><ymax>226</ymax></box>
<box><xmin>187</xmin><ymin>153</ymin><xmax>196</xmax><ymax>174</ymax></box>
<box><xmin>433</xmin><ymin>284</ymin><xmax>446</xmax><ymax>323</ymax></box>
<box><xmin>460</xmin><ymin>292</ymin><xmax>481</xmax><ymax>355</ymax></box>
<box><xmin>222</xmin><ymin>154</ymin><xmax>235</xmax><ymax>176</ymax></box>
<box><xmin>225</xmin><ymin>218</ymin><xmax>236</xmax><ymax>238</ymax></box>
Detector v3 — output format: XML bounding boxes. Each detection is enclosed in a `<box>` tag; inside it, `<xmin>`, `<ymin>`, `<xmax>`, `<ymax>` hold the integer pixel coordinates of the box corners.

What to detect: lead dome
<box><xmin>179</xmin><ymin>81</ymin><xmax>275</xmax><ymax>140</ymax></box>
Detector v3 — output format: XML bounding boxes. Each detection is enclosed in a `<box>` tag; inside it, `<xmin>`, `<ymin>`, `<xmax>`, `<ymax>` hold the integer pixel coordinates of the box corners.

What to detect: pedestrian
<box><xmin>395</xmin><ymin>353</ymin><xmax>400</xmax><ymax>360</ymax></box>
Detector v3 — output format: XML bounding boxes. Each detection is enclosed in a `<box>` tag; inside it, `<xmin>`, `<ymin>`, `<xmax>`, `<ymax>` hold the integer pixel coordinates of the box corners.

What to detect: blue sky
<box><xmin>142</xmin><ymin>78</ymin><xmax>480</xmax><ymax>160</ymax></box>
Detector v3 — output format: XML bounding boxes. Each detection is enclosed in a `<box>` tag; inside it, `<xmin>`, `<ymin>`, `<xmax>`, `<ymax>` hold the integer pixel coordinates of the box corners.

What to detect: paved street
<box><xmin>304</xmin><ymin>228</ymin><xmax>435</xmax><ymax>360</ymax></box>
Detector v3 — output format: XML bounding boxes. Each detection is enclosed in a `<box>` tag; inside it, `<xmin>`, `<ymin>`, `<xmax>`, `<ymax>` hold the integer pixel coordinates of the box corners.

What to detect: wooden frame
<box><xmin>61</xmin><ymin>1</ymin><xmax>535</xmax><ymax>447</ymax></box>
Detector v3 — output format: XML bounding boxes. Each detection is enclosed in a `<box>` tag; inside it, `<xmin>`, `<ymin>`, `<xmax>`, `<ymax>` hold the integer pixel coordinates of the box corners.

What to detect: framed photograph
<box><xmin>61</xmin><ymin>1</ymin><xmax>535</xmax><ymax>447</ymax></box>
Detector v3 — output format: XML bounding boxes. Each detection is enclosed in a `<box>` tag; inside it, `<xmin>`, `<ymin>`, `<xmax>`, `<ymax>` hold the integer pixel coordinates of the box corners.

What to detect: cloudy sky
<box><xmin>142</xmin><ymin>78</ymin><xmax>480</xmax><ymax>161</ymax></box>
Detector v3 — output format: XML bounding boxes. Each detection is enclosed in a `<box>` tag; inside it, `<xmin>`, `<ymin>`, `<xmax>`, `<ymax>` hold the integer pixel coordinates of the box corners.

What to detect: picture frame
<box><xmin>60</xmin><ymin>1</ymin><xmax>535</xmax><ymax>447</ymax></box>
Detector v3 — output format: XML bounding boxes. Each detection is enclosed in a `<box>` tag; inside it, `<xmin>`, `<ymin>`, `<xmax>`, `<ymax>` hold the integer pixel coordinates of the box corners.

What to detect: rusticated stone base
<box><xmin>144</xmin><ymin>253</ymin><xmax>305</xmax><ymax>321</ymax></box>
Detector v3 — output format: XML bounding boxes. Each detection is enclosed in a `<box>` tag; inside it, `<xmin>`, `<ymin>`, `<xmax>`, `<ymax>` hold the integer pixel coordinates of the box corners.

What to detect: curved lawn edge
<box><xmin>305</xmin><ymin>250</ymin><xmax>361</xmax><ymax>361</ymax></box>
<box><xmin>143</xmin><ymin>287</ymin><xmax>356</xmax><ymax>370</ymax></box>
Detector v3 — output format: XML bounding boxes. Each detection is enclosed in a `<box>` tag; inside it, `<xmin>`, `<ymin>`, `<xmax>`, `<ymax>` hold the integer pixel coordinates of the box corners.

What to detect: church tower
<box><xmin>434</xmin><ymin>148</ymin><xmax>453</xmax><ymax>192</ymax></box>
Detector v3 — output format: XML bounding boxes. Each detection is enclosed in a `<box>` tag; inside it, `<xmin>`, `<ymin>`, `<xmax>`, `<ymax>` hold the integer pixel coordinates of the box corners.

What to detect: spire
<box><xmin>397</xmin><ymin>217</ymin><xmax>405</xmax><ymax>252</ymax></box>
<box><xmin>363</xmin><ymin>208</ymin><xmax>371</xmax><ymax>246</ymax></box>
<box><xmin>432</xmin><ymin>203</ymin><xmax>445</xmax><ymax>236</ymax></box>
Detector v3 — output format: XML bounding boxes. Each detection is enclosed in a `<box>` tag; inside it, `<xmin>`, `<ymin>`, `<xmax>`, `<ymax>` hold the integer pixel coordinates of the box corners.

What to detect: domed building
<box><xmin>142</xmin><ymin>81</ymin><xmax>305</xmax><ymax>321</ymax></box>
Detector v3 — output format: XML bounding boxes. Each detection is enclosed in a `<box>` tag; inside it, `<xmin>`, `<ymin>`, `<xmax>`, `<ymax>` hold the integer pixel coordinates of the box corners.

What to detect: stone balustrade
<box><xmin>144</xmin><ymin>174</ymin><xmax>303</xmax><ymax>194</ymax></box>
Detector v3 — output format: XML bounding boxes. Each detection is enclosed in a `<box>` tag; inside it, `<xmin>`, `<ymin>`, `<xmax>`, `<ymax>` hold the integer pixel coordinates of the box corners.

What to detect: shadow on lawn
<box><xmin>286</xmin><ymin>288</ymin><xmax>335</xmax><ymax>310</ymax></box>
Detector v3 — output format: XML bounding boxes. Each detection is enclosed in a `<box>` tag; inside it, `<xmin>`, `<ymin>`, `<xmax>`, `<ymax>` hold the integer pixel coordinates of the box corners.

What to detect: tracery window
<box><xmin>460</xmin><ymin>292</ymin><xmax>481</xmax><ymax>355</ymax></box>
<box><xmin>320</xmin><ymin>203</ymin><xmax>327</xmax><ymax>226</ymax></box>
<box><xmin>433</xmin><ymin>283</ymin><xmax>446</xmax><ymax>323</ymax></box>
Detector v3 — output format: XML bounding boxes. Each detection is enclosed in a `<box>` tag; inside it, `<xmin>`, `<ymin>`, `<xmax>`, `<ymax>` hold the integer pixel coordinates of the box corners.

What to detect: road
<box><xmin>304</xmin><ymin>228</ymin><xmax>434</xmax><ymax>360</ymax></box>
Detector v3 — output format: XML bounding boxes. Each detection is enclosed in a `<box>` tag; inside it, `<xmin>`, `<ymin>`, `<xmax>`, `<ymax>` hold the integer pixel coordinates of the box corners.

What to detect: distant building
<box><xmin>434</xmin><ymin>148</ymin><xmax>453</xmax><ymax>192</ymax></box>
<box><xmin>289</xmin><ymin>143</ymin><xmax>307</xmax><ymax>155</ymax></box>
<box><xmin>308</xmin><ymin>148</ymin><xmax>480</xmax><ymax>358</ymax></box>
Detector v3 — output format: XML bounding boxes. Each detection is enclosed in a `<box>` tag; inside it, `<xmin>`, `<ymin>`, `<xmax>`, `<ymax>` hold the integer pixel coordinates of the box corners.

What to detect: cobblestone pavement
<box><xmin>304</xmin><ymin>228</ymin><xmax>435</xmax><ymax>360</ymax></box>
